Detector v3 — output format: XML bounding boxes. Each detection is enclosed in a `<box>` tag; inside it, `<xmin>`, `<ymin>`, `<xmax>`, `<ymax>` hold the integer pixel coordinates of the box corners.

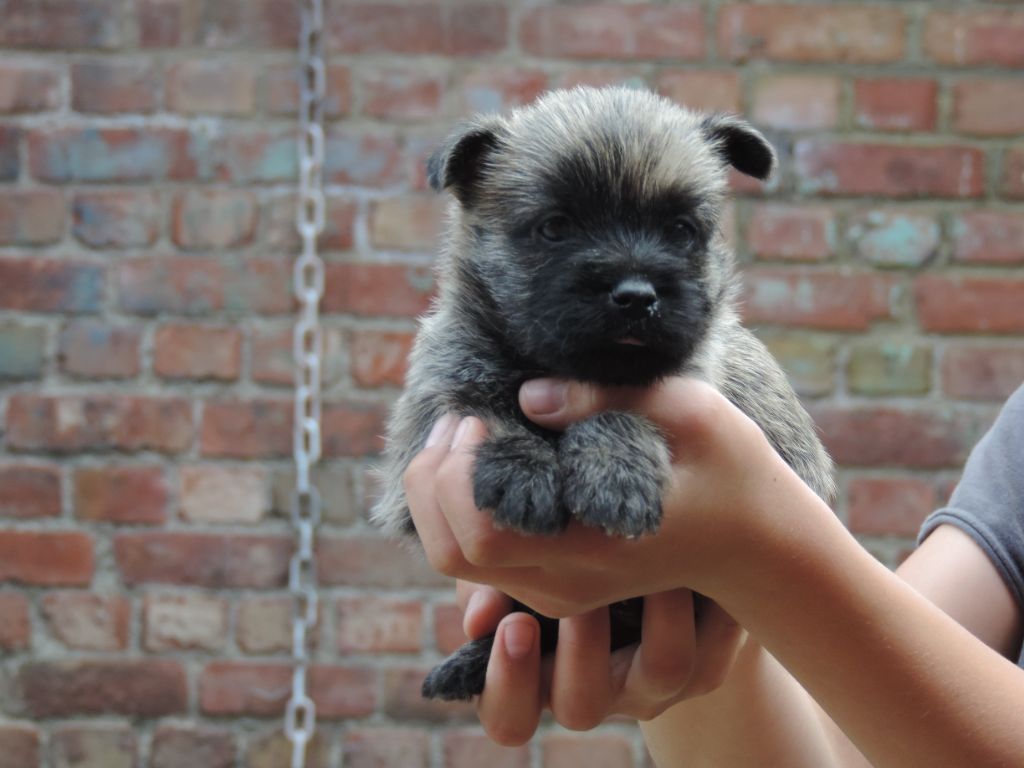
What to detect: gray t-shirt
<box><xmin>918</xmin><ymin>383</ymin><xmax>1024</xmax><ymax>666</ymax></box>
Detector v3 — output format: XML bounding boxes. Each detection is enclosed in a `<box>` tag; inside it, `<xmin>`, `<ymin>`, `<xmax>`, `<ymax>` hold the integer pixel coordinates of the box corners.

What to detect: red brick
<box><xmin>0</xmin><ymin>726</ymin><xmax>38</xmax><ymax>768</ymax></box>
<box><xmin>250</xmin><ymin>326</ymin><xmax>345</xmax><ymax>388</ymax></box>
<box><xmin>747</xmin><ymin>204</ymin><xmax>834</xmax><ymax>262</ymax></box>
<box><xmin>71</xmin><ymin>60</ymin><xmax>160</xmax><ymax>114</ymax></box>
<box><xmin>1003</xmin><ymin>147</ymin><xmax>1024</xmax><ymax>199</ymax></box>
<box><xmin>445</xmin><ymin>729</ymin><xmax>530</xmax><ymax>768</ymax></box>
<box><xmin>18</xmin><ymin>660</ymin><xmax>186</xmax><ymax>717</ymax></box>
<box><xmin>262</xmin><ymin>195</ymin><xmax>356</xmax><ymax>253</ymax></box>
<box><xmin>0</xmin><ymin>64</ymin><xmax>60</xmax><ymax>113</ymax></box>
<box><xmin>331</xmin><ymin>3</ymin><xmax>507</xmax><ymax>56</ymax></box>
<box><xmin>325</xmin><ymin>131</ymin><xmax>405</xmax><ymax>188</ymax></box>
<box><xmin>751</xmin><ymin>75</ymin><xmax>841</xmax><ymax>130</ymax></box>
<box><xmin>942</xmin><ymin>345</ymin><xmax>1024</xmax><ymax>401</ymax></box>
<box><xmin>718</xmin><ymin>4</ymin><xmax>905</xmax><ymax>63</ymax></box>
<box><xmin>167</xmin><ymin>60</ymin><xmax>256</xmax><ymax>116</ymax></box>
<box><xmin>741</xmin><ymin>269</ymin><xmax>895</xmax><ymax>330</ymax></box>
<box><xmin>236</xmin><ymin>595</ymin><xmax>314</xmax><ymax>655</ymax></box>
<box><xmin>953</xmin><ymin>79</ymin><xmax>1024</xmax><ymax>137</ymax></box>
<box><xmin>322</xmin><ymin>400</ymin><xmax>389</xmax><ymax>457</ymax></box>
<box><xmin>28</xmin><ymin>127</ymin><xmax>199</xmax><ymax>182</ymax></box>
<box><xmin>542</xmin><ymin>734</ymin><xmax>634</xmax><ymax>768</ymax></box>
<box><xmin>74</xmin><ymin>465</ymin><xmax>168</xmax><ymax>524</ymax></box>
<box><xmin>445</xmin><ymin>4</ymin><xmax>509</xmax><ymax>56</ymax></box>
<box><xmin>0</xmin><ymin>258</ymin><xmax>103</xmax><ymax>313</ymax></box>
<box><xmin>40</xmin><ymin>592</ymin><xmax>130</xmax><ymax>651</ymax></box>
<box><xmin>200</xmin><ymin>662</ymin><xmax>377</xmax><ymax>718</ymax></box>
<box><xmin>201</xmin><ymin>399</ymin><xmax>291</xmax><ymax>458</ymax></box>
<box><xmin>0</xmin><ymin>531</ymin><xmax>93</xmax><ymax>586</ymax></box>
<box><xmin>0</xmin><ymin>189</ymin><xmax>65</xmax><ymax>245</ymax></box>
<box><xmin>362</xmin><ymin>68</ymin><xmax>444</xmax><ymax>121</ymax></box>
<box><xmin>434</xmin><ymin>602</ymin><xmax>468</xmax><ymax>655</ymax></box>
<box><xmin>179</xmin><ymin>465</ymin><xmax>268</xmax><ymax>524</ymax></box>
<box><xmin>846</xmin><ymin>210</ymin><xmax>940</xmax><ymax>268</ymax></box>
<box><xmin>853</xmin><ymin>78</ymin><xmax>936</xmax><ymax>132</ymax></box>
<box><xmin>924</xmin><ymin>9</ymin><xmax>1024</xmax><ymax>67</ymax></box>
<box><xmin>0</xmin><ymin>126</ymin><xmax>21</xmax><ymax>180</ymax></box>
<box><xmin>459</xmin><ymin>67</ymin><xmax>550</xmax><ymax>113</ymax></box>
<box><xmin>172</xmin><ymin>189</ymin><xmax>258</xmax><ymax>249</ymax></box>
<box><xmin>0</xmin><ymin>465</ymin><xmax>61</xmax><ymax>519</ymax></box>
<box><xmin>655</xmin><ymin>70</ymin><xmax>740</xmax><ymax>114</ymax></box>
<box><xmin>344</xmin><ymin>728</ymin><xmax>430</xmax><ymax>768</ymax></box>
<box><xmin>0</xmin><ymin>592</ymin><xmax>30</xmax><ymax>650</ymax></box>
<box><xmin>323</xmin><ymin>263</ymin><xmax>434</xmax><ymax>317</ymax></box>
<box><xmin>144</xmin><ymin>592</ymin><xmax>228</xmax><ymax>652</ymax></box>
<box><xmin>270</xmin><ymin>464</ymin><xmax>356</xmax><ymax>525</ymax></box>
<box><xmin>58</xmin><ymin>322</ymin><xmax>142</xmax><ymax>379</ymax></box>
<box><xmin>151</xmin><ymin>726</ymin><xmax>236</xmax><ymax>768</ymax></box>
<box><xmin>245</xmin><ymin>730</ymin><xmax>330</xmax><ymax>768</ymax></box>
<box><xmin>0</xmin><ymin>0</ymin><xmax>121</xmax><ymax>49</ymax></box>
<box><xmin>137</xmin><ymin>0</ymin><xmax>296</xmax><ymax>49</ymax></box>
<box><xmin>337</xmin><ymin>596</ymin><xmax>423</xmax><ymax>654</ymax></box>
<box><xmin>72</xmin><ymin>190</ymin><xmax>161</xmax><ymax>248</ymax></box>
<box><xmin>915</xmin><ymin>276</ymin><xmax>1024</xmax><ymax>334</ymax></box>
<box><xmin>6</xmin><ymin>394</ymin><xmax>193</xmax><ymax>454</ymax></box>
<box><xmin>952</xmin><ymin>211</ymin><xmax>1024</xmax><ymax>265</ymax></box>
<box><xmin>263</xmin><ymin>63</ymin><xmax>351</xmax><ymax>117</ymax></box>
<box><xmin>810</xmin><ymin>406</ymin><xmax>991</xmax><ymax>469</ymax></box>
<box><xmin>350</xmin><ymin>329</ymin><xmax>414</xmax><ymax>388</ymax></box>
<box><xmin>209</xmin><ymin>129</ymin><xmax>295</xmax><ymax>184</ymax></box>
<box><xmin>521</xmin><ymin>4</ymin><xmax>705</xmax><ymax>61</ymax></box>
<box><xmin>382</xmin><ymin>666</ymin><xmax>475</xmax><ymax>723</ymax></box>
<box><xmin>847</xmin><ymin>477</ymin><xmax>937</xmax><ymax>537</ymax></box>
<box><xmin>795</xmin><ymin>141</ymin><xmax>984</xmax><ymax>198</ymax></box>
<box><xmin>154</xmin><ymin>324</ymin><xmax>242</xmax><ymax>381</ymax></box>
<box><xmin>115</xmin><ymin>532</ymin><xmax>290</xmax><ymax>588</ymax></box>
<box><xmin>317</xmin><ymin>535</ymin><xmax>452</xmax><ymax>588</ymax></box>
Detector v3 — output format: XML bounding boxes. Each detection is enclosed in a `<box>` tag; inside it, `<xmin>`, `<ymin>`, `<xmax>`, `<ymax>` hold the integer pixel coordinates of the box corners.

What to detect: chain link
<box><xmin>286</xmin><ymin>1</ymin><xmax>325</xmax><ymax>766</ymax></box>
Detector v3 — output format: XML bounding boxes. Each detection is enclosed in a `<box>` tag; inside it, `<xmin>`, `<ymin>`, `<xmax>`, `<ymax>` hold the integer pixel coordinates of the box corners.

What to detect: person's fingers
<box><xmin>550</xmin><ymin>607</ymin><xmax>613</xmax><ymax>731</ymax></box>
<box><xmin>477</xmin><ymin>613</ymin><xmax>543</xmax><ymax>746</ymax></box>
<box><xmin>456</xmin><ymin>580</ymin><xmax>516</xmax><ymax>639</ymax></box>
<box><xmin>687</xmin><ymin>596</ymin><xmax>744</xmax><ymax>696</ymax></box>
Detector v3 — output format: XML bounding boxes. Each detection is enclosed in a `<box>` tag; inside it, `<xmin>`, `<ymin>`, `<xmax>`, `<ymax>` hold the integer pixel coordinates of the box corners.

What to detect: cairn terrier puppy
<box><xmin>374</xmin><ymin>86</ymin><xmax>835</xmax><ymax>701</ymax></box>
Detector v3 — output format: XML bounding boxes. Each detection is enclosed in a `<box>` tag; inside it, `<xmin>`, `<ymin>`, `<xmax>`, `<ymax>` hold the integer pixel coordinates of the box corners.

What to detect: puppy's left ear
<box><xmin>701</xmin><ymin>114</ymin><xmax>776</xmax><ymax>181</ymax></box>
<box><xmin>427</xmin><ymin>116</ymin><xmax>505</xmax><ymax>207</ymax></box>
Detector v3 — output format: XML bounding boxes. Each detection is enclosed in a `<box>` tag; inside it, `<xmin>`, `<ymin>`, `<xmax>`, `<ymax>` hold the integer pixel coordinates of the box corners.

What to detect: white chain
<box><xmin>285</xmin><ymin>1</ymin><xmax>325</xmax><ymax>766</ymax></box>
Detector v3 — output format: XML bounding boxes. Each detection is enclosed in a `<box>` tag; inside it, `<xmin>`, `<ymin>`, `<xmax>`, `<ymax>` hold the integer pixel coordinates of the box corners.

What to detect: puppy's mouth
<box><xmin>615</xmin><ymin>336</ymin><xmax>647</xmax><ymax>347</ymax></box>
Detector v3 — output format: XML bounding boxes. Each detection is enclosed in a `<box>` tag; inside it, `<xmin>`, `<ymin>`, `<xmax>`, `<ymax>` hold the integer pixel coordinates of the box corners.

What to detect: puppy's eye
<box><xmin>536</xmin><ymin>214</ymin><xmax>573</xmax><ymax>243</ymax></box>
<box><xmin>671</xmin><ymin>216</ymin><xmax>699</xmax><ymax>243</ymax></box>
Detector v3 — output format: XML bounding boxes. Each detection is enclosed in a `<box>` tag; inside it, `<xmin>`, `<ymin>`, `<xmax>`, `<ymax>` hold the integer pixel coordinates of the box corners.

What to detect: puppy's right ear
<box><xmin>427</xmin><ymin>117</ymin><xmax>504</xmax><ymax>206</ymax></box>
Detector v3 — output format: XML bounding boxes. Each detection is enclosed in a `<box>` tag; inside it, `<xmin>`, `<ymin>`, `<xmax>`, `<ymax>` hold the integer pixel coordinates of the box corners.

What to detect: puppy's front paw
<box><xmin>473</xmin><ymin>434</ymin><xmax>566</xmax><ymax>534</ymax></box>
<box><xmin>560</xmin><ymin>412</ymin><xmax>669</xmax><ymax>538</ymax></box>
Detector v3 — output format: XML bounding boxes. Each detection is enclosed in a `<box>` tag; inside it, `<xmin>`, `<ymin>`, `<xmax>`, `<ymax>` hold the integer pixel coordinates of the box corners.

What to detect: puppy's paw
<box><xmin>559</xmin><ymin>412</ymin><xmax>669</xmax><ymax>538</ymax></box>
<box><xmin>422</xmin><ymin>635</ymin><xmax>493</xmax><ymax>701</ymax></box>
<box><xmin>473</xmin><ymin>434</ymin><xmax>566</xmax><ymax>534</ymax></box>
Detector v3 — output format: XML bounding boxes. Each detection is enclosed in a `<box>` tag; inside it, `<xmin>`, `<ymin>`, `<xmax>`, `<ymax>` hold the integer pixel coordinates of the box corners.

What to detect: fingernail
<box><xmin>521</xmin><ymin>379</ymin><xmax>568</xmax><ymax>415</ymax></box>
<box><xmin>451</xmin><ymin>417</ymin><xmax>472</xmax><ymax>448</ymax></box>
<box><xmin>425</xmin><ymin>414</ymin><xmax>458</xmax><ymax>448</ymax></box>
<box><xmin>503</xmin><ymin>620</ymin><xmax>535</xmax><ymax>660</ymax></box>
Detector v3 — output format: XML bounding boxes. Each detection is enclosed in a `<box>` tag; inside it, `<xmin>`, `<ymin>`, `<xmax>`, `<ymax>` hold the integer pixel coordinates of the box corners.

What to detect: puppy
<box><xmin>373</xmin><ymin>86</ymin><xmax>835</xmax><ymax>701</ymax></box>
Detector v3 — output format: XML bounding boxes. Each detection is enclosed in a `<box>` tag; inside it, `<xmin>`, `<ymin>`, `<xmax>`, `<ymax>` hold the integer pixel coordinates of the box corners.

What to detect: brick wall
<box><xmin>0</xmin><ymin>1</ymin><xmax>1021</xmax><ymax>766</ymax></box>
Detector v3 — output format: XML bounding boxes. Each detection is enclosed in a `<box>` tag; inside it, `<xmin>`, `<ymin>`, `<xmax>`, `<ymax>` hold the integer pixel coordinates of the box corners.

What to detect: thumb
<box><xmin>519</xmin><ymin>378</ymin><xmax>605</xmax><ymax>430</ymax></box>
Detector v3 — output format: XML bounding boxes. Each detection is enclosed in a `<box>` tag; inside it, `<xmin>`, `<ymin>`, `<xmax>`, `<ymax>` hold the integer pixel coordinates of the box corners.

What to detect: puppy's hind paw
<box><xmin>422</xmin><ymin>635</ymin><xmax>493</xmax><ymax>701</ymax></box>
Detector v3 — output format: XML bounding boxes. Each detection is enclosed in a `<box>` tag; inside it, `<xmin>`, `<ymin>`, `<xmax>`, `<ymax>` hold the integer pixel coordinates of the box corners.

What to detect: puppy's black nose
<box><xmin>610</xmin><ymin>278</ymin><xmax>658</xmax><ymax>318</ymax></box>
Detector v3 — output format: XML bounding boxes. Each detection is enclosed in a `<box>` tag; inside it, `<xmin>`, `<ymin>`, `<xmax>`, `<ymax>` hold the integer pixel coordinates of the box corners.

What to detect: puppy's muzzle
<box><xmin>610</xmin><ymin>277</ymin><xmax>658</xmax><ymax>320</ymax></box>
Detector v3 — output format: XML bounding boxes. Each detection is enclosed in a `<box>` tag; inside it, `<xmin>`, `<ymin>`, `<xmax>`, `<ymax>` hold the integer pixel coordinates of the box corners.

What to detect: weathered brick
<box><xmin>445</xmin><ymin>729</ymin><xmax>529</xmax><ymax>768</ymax></box>
<box><xmin>263</xmin><ymin>63</ymin><xmax>351</xmax><ymax>117</ymax></box>
<box><xmin>18</xmin><ymin>660</ymin><xmax>186</xmax><ymax>717</ymax></box>
<box><xmin>847</xmin><ymin>342</ymin><xmax>932</xmax><ymax>396</ymax></box>
<box><xmin>350</xmin><ymin>329</ymin><xmax>414</xmax><ymax>388</ymax></box>
<box><xmin>72</xmin><ymin>190</ymin><xmax>161</xmax><ymax>248</ymax></box>
<box><xmin>0</xmin><ymin>726</ymin><xmax>38</xmax><ymax>768</ymax></box>
<box><xmin>361</xmin><ymin>68</ymin><xmax>444</xmax><ymax>121</ymax></box>
<box><xmin>250</xmin><ymin>326</ymin><xmax>344</xmax><ymax>388</ymax></box>
<box><xmin>521</xmin><ymin>4</ymin><xmax>705</xmax><ymax>61</ymax></box>
<box><xmin>0</xmin><ymin>531</ymin><xmax>93</xmax><ymax>586</ymax></box>
<box><xmin>741</xmin><ymin>269</ymin><xmax>895</xmax><ymax>330</ymax></box>
<box><xmin>0</xmin><ymin>592</ymin><xmax>30</xmax><ymax>651</ymax></box>
<box><xmin>144</xmin><ymin>592</ymin><xmax>228</xmax><ymax>652</ymax></box>
<box><xmin>28</xmin><ymin>128</ymin><xmax>199</xmax><ymax>182</ymax></box>
<box><xmin>458</xmin><ymin>67</ymin><xmax>549</xmax><ymax>114</ymax></box>
<box><xmin>847</xmin><ymin>477</ymin><xmax>937</xmax><ymax>537</ymax></box>
<box><xmin>915</xmin><ymin>276</ymin><xmax>1024</xmax><ymax>334</ymax></box>
<box><xmin>942</xmin><ymin>345</ymin><xmax>1024</xmax><ymax>401</ymax></box>
<box><xmin>172</xmin><ymin>189</ymin><xmax>258</xmax><ymax>250</ymax></box>
<box><xmin>445</xmin><ymin>3</ymin><xmax>509</xmax><ymax>56</ymax></box>
<box><xmin>0</xmin><ymin>126</ymin><xmax>21</xmax><ymax>180</ymax></box>
<box><xmin>245</xmin><ymin>729</ymin><xmax>329</xmax><ymax>768</ymax></box>
<box><xmin>0</xmin><ymin>189</ymin><xmax>65</xmax><ymax>245</ymax></box>
<box><xmin>953</xmin><ymin>79</ymin><xmax>1024</xmax><ymax>136</ymax></box>
<box><xmin>0</xmin><ymin>322</ymin><xmax>46</xmax><ymax>380</ymax></box>
<box><xmin>269</xmin><ymin>463</ymin><xmax>356</xmax><ymax>525</ymax></box>
<box><xmin>236</xmin><ymin>595</ymin><xmax>314</xmax><ymax>654</ymax></box>
<box><xmin>154</xmin><ymin>324</ymin><xmax>242</xmax><ymax>381</ymax></box>
<box><xmin>337</xmin><ymin>596</ymin><xmax>423</xmax><ymax>654</ymax></box>
<box><xmin>924</xmin><ymin>9</ymin><xmax>1024</xmax><ymax>67</ymax></box>
<box><xmin>794</xmin><ymin>141</ymin><xmax>985</xmax><ymax>198</ymax></box>
<box><xmin>71</xmin><ymin>60</ymin><xmax>160</xmax><ymax>114</ymax></box>
<box><xmin>0</xmin><ymin>259</ymin><xmax>104</xmax><ymax>313</ymax></box>
<box><xmin>262</xmin><ymin>194</ymin><xmax>355</xmax><ymax>252</ymax></box>
<box><xmin>847</xmin><ymin>210</ymin><xmax>940</xmax><ymax>268</ymax></box>
<box><xmin>952</xmin><ymin>211</ymin><xmax>1024</xmax><ymax>266</ymax></box>
<box><xmin>655</xmin><ymin>70</ymin><xmax>740</xmax><ymax>114</ymax></box>
<box><xmin>0</xmin><ymin>465</ymin><xmax>60</xmax><ymax>519</ymax></box>
<box><xmin>331</xmin><ymin>3</ymin><xmax>507</xmax><ymax>56</ymax></box>
<box><xmin>151</xmin><ymin>726</ymin><xmax>236</xmax><ymax>768</ymax></box>
<box><xmin>1004</xmin><ymin>147</ymin><xmax>1024</xmax><ymax>199</ymax></box>
<box><xmin>6</xmin><ymin>394</ymin><xmax>193</xmax><ymax>454</ymax></box>
<box><xmin>210</xmin><ymin>129</ymin><xmax>296</xmax><ymax>184</ymax></box>
<box><xmin>718</xmin><ymin>4</ymin><xmax>905</xmax><ymax>63</ymax></box>
<box><xmin>167</xmin><ymin>60</ymin><xmax>257</xmax><ymax>115</ymax></box>
<box><xmin>542</xmin><ymin>733</ymin><xmax>634</xmax><ymax>768</ymax></box>
<box><xmin>317</xmin><ymin>535</ymin><xmax>452</xmax><ymax>588</ymax></box>
<box><xmin>747</xmin><ymin>204</ymin><xmax>834</xmax><ymax>262</ymax></box>
<box><xmin>756</xmin><ymin>331</ymin><xmax>836</xmax><ymax>397</ymax></box>
<box><xmin>74</xmin><ymin>465</ymin><xmax>168</xmax><ymax>524</ymax></box>
<box><xmin>58</xmin><ymin>322</ymin><xmax>141</xmax><ymax>379</ymax></box>
<box><xmin>0</xmin><ymin>0</ymin><xmax>121</xmax><ymax>49</ymax></box>
<box><xmin>345</xmin><ymin>728</ymin><xmax>430</xmax><ymax>768</ymax></box>
<box><xmin>434</xmin><ymin>602</ymin><xmax>468</xmax><ymax>655</ymax></box>
<box><xmin>179</xmin><ymin>465</ymin><xmax>268</xmax><ymax>524</ymax></box>
<box><xmin>40</xmin><ymin>592</ymin><xmax>130</xmax><ymax>651</ymax></box>
<box><xmin>0</xmin><ymin>64</ymin><xmax>60</xmax><ymax>113</ymax></box>
<box><xmin>201</xmin><ymin>399</ymin><xmax>291</xmax><ymax>458</ymax></box>
<box><xmin>854</xmin><ymin>78</ymin><xmax>937</xmax><ymax>132</ymax></box>
<box><xmin>323</xmin><ymin>263</ymin><xmax>434</xmax><ymax>317</ymax></box>
<box><xmin>325</xmin><ymin>131</ymin><xmax>404</xmax><ymax>187</ymax></box>
<box><xmin>382</xmin><ymin>666</ymin><xmax>475</xmax><ymax>723</ymax></box>
<box><xmin>369</xmin><ymin>197</ymin><xmax>445</xmax><ymax>252</ymax></box>
<box><xmin>322</xmin><ymin>400</ymin><xmax>389</xmax><ymax>457</ymax></box>
<box><xmin>751</xmin><ymin>75</ymin><xmax>840</xmax><ymax>130</ymax></box>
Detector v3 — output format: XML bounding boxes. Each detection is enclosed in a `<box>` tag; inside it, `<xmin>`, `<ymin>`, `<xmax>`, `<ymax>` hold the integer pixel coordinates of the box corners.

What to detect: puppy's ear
<box><xmin>701</xmin><ymin>114</ymin><xmax>776</xmax><ymax>181</ymax></box>
<box><xmin>427</xmin><ymin>117</ymin><xmax>504</xmax><ymax>206</ymax></box>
